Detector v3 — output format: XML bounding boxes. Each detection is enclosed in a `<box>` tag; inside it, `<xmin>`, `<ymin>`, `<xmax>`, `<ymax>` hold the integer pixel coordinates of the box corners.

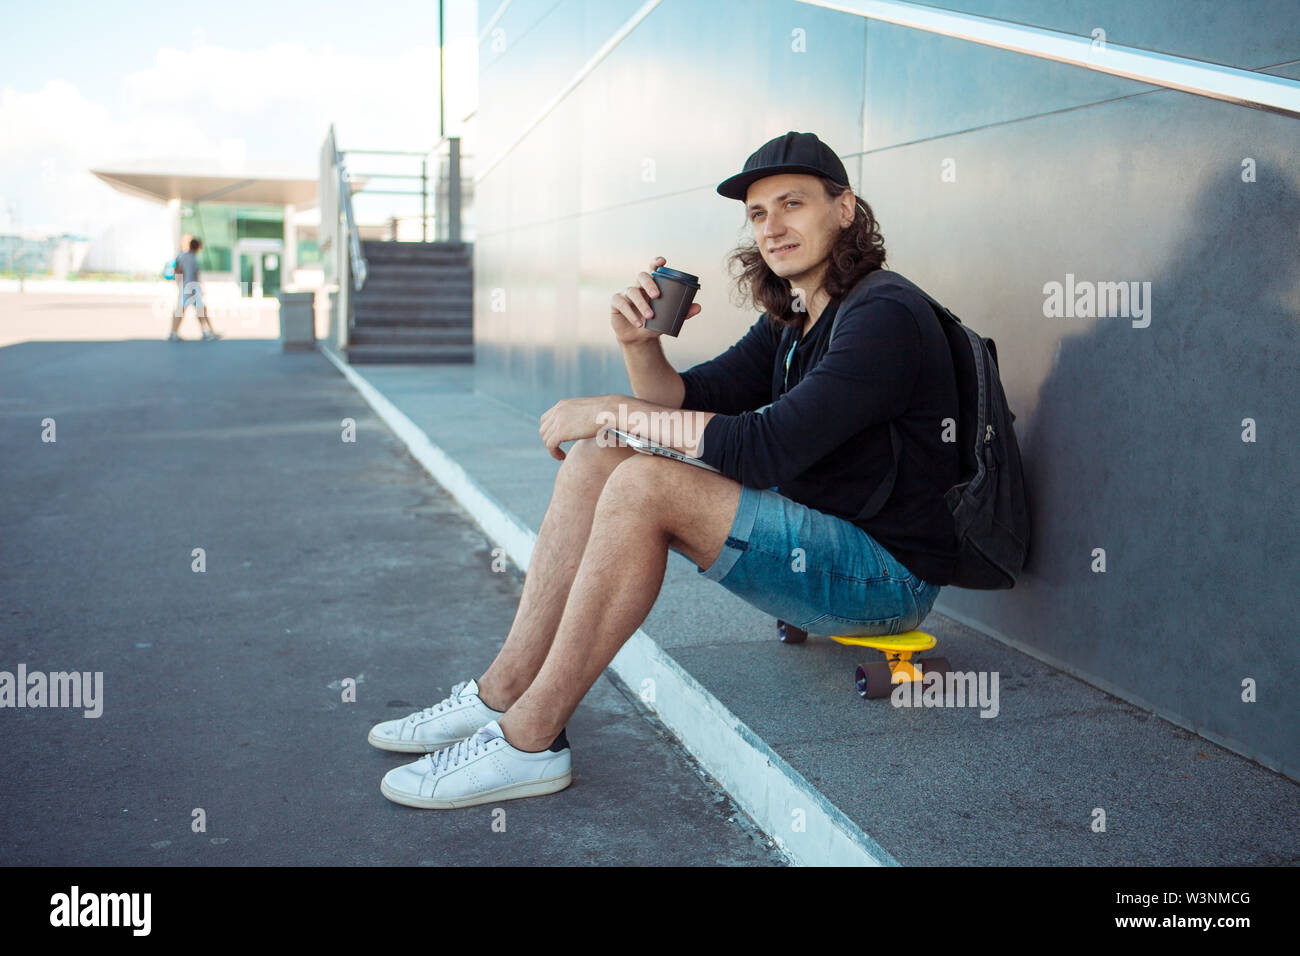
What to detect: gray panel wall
<box><xmin>473</xmin><ymin>0</ymin><xmax>1300</xmax><ymax>776</ymax></box>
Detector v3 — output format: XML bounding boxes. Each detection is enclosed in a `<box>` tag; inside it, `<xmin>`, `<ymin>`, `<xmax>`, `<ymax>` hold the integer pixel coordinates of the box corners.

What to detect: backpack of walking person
<box><xmin>164</xmin><ymin>255</ymin><xmax>178</xmax><ymax>280</ymax></box>
<box><xmin>830</xmin><ymin>268</ymin><xmax>1031</xmax><ymax>589</ymax></box>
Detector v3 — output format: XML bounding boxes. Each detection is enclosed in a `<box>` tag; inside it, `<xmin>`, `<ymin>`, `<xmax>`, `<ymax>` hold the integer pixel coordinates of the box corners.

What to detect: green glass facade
<box><xmin>296</xmin><ymin>238</ymin><xmax>321</xmax><ymax>266</ymax></box>
<box><xmin>178</xmin><ymin>203</ymin><xmax>318</xmax><ymax>274</ymax></box>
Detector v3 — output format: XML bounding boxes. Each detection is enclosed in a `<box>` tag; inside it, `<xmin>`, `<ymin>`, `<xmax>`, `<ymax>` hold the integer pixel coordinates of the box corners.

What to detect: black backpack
<box><xmin>830</xmin><ymin>268</ymin><xmax>1030</xmax><ymax>589</ymax></box>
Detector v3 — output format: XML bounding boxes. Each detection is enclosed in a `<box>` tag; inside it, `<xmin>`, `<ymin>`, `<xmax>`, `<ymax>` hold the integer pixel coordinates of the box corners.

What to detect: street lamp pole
<box><xmin>438</xmin><ymin>0</ymin><xmax>445</xmax><ymax>142</ymax></box>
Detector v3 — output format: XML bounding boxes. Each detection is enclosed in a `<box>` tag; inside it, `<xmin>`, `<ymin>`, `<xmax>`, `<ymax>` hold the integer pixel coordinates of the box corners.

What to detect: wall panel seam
<box><xmin>797</xmin><ymin>0</ymin><xmax>1300</xmax><ymax>117</ymax></box>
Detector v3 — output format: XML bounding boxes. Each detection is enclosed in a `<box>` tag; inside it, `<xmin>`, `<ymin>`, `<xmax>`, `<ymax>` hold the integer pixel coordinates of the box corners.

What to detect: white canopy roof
<box><xmin>90</xmin><ymin>158</ymin><xmax>329</xmax><ymax>208</ymax></box>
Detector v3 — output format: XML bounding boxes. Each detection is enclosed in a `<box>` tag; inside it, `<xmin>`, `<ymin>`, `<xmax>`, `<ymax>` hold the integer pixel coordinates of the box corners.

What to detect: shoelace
<box><xmin>422</xmin><ymin>727</ymin><xmax>496</xmax><ymax>774</ymax></box>
<box><xmin>404</xmin><ymin>680</ymin><xmax>470</xmax><ymax>725</ymax></box>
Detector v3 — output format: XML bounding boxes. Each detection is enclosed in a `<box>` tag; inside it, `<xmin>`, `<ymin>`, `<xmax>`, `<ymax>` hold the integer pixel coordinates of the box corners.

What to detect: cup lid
<box><xmin>652</xmin><ymin>266</ymin><xmax>699</xmax><ymax>287</ymax></box>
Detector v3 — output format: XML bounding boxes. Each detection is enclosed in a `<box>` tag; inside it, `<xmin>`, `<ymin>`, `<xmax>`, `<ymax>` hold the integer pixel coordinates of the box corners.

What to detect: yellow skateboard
<box><xmin>777</xmin><ymin>620</ymin><xmax>951</xmax><ymax>699</ymax></box>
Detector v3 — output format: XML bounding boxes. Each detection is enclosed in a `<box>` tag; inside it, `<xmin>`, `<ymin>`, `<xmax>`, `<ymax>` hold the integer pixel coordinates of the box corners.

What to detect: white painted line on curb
<box><xmin>318</xmin><ymin>345</ymin><xmax>536</xmax><ymax>567</ymax></box>
<box><xmin>318</xmin><ymin>344</ymin><xmax>899</xmax><ymax>867</ymax></box>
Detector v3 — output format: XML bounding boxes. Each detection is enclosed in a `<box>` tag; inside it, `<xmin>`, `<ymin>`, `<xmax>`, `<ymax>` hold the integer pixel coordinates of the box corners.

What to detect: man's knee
<box><xmin>560</xmin><ymin>435</ymin><xmax>635</xmax><ymax>480</ymax></box>
<box><xmin>593</xmin><ymin>453</ymin><xmax>674</xmax><ymax>519</ymax></box>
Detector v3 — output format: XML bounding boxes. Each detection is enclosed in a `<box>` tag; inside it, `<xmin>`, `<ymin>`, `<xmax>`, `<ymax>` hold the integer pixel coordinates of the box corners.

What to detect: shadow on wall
<box><xmin>1016</xmin><ymin>159</ymin><xmax>1297</xmax><ymax>690</ymax></box>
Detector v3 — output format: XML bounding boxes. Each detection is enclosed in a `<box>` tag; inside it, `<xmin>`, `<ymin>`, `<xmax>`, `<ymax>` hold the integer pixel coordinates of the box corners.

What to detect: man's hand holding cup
<box><xmin>611</xmin><ymin>256</ymin><xmax>702</xmax><ymax>346</ymax></box>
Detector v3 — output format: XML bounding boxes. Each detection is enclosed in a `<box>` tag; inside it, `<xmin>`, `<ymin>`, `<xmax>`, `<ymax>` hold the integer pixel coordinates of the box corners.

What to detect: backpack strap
<box><xmin>827</xmin><ymin>270</ymin><xmax>923</xmax><ymax>520</ymax></box>
<box><xmin>854</xmin><ymin>420</ymin><xmax>900</xmax><ymax>520</ymax></box>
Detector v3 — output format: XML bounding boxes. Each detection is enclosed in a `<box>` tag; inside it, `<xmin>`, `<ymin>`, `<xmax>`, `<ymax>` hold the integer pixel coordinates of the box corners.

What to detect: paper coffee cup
<box><xmin>644</xmin><ymin>266</ymin><xmax>700</xmax><ymax>336</ymax></box>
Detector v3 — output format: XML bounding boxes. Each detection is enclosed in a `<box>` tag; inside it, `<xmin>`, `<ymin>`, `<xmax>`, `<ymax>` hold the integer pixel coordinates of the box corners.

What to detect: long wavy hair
<box><xmin>725</xmin><ymin>176</ymin><xmax>887</xmax><ymax>331</ymax></box>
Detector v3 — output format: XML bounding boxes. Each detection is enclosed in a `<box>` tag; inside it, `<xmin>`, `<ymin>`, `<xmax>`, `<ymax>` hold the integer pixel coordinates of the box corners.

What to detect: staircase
<box><xmin>346</xmin><ymin>240</ymin><xmax>473</xmax><ymax>364</ymax></box>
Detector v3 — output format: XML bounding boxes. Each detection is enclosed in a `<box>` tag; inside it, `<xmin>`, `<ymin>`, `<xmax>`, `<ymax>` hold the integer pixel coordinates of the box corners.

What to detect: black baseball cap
<box><xmin>716</xmin><ymin>131</ymin><xmax>851</xmax><ymax>202</ymax></box>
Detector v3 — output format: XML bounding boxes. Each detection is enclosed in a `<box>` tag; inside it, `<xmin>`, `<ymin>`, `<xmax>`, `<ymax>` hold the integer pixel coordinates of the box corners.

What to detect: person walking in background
<box><xmin>171</xmin><ymin>237</ymin><xmax>221</xmax><ymax>342</ymax></box>
<box><xmin>167</xmin><ymin>232</ymin><xmax>192</xmax><ymax>341</ymax></box>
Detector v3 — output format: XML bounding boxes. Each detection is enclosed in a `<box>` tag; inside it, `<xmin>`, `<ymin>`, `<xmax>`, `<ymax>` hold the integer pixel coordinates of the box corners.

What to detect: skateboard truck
<box><xmin>777</xmin><ymin>620</ymin><xmax>951</xmax><ymax>699</ymax></box>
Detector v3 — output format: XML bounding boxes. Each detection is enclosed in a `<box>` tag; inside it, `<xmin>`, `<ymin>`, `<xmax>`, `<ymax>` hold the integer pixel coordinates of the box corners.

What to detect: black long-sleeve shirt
<box><xmin>679</xmin><ymin>278</ymin><xmax>961</xmax><ymax>585</ymax></box>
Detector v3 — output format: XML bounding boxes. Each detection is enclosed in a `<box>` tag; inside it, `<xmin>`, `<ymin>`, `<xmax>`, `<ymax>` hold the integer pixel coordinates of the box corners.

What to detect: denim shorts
<box><xmin>684</xmin><ymin>485</ymin><xmax>941</xmax><ymax>636</ymax></box>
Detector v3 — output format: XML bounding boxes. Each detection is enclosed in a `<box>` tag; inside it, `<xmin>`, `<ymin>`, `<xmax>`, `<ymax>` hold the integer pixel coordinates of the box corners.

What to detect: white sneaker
<box><xmin>367</xmin><ymin>678</ymin><xmax>505</xmax><ymax>753</ymax></box>
<box><xmin>380</xmin><ymin>719</ymin><xmax>572</xmax><ymax>809</ymax></box>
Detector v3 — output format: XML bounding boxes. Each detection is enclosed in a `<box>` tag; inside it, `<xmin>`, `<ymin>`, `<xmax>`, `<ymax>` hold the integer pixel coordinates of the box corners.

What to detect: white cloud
<box><xmin>0</xmin><ymin>78</ymin><xmax>194</xmax><ymax>235</ymax></box>
<box><xmin>0</xmin><ymin>37</ymin><xmax>467</xmax><ymax>241</ymax></box>
<box><xmin>118</xmin><ymin>41</ymin><xmax>441</xmax><ymax>150</ymax></box>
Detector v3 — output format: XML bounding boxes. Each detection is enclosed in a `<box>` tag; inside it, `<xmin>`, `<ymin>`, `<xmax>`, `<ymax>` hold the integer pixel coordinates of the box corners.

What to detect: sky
<box><xmin>0</xmin><ymin>0</ymin><xmax>480</xmax><ymax>239</ymax></box>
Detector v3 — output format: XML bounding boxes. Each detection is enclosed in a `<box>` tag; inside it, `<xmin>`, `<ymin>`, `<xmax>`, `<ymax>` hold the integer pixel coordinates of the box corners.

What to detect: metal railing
<box><xmin>338</xmin><ymin>147</ymin><xmax>430</xmax><ymax>244</ymax></box>
<box><xmin>326</xmin><ymin>125</ymin><xmax>368</xmax><ymax>291</ymax></box>
<box><xmin>339</xmin><ymin>136</ymin><xmax>469</xmax><ymax>244</ymax></box>
<box><xmin>319</xmin><ymin>129</ymin><xmax>472</xmax><ymax>345</ymax></box>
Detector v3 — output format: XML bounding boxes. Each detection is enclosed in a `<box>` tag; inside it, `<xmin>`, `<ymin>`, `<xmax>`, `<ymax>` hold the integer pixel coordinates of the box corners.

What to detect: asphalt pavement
<box><xmin>0</xmin><ymin>334</ymin><xmax>784</xmax><ymax>866</ymax></box>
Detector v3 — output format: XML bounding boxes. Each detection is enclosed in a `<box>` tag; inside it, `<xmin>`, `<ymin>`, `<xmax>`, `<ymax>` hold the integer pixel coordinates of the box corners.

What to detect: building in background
<box><xmin>90</xmin><ymin>158</ymin><xmax>323</xmax><ymax>296</ymax></box>
<box><xmin>0</xmin><ymin>233</ymin><xmax>90</xmax><ymax>277</ymax></box>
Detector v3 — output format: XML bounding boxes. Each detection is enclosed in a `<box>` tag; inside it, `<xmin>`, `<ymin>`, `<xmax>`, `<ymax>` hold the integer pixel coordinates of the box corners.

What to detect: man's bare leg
<box><xmin>474</xmin><ymin>437</ymin><xmax>637</xmax><ymax>711</ymax></box>
<box><xmin>497</xmin><ymin>452</ymin><xmax>740</xmax><ymax>751</ymax></box>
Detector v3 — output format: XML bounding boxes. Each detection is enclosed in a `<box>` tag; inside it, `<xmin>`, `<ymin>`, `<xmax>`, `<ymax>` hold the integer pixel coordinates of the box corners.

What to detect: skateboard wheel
<box><xmin>777</xmin><ymin>620</ymin><xmax>808</xmax><ymax>644</ymax></box>
<box><xmin>855</xmin><ymin>661</ymin><xmax>895</xmax><ymax>699</ymax></box>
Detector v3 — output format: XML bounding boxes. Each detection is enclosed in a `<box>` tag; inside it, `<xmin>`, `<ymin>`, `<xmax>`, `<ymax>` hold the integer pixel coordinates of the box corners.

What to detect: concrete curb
<box><xmin>318</xmin><ymin>344</ymin><xmax>899</xmax><ymax>866</ymax></box>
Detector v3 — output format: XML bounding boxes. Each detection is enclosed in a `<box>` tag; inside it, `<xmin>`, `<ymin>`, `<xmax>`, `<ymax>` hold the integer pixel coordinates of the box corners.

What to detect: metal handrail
<box><xmin>342</xmin><ymin>148</ymin><xmax>430</xmax><ymax>157</ymax></box>
<box><xmin>329</xmin><ymin>126</ymin><xmax>368</xmax><ymax>291</ymax></box>
<box><xmin>327</xmin><ymin>131</ymin><xmax>469</xmax><ymax>248</ymax></box>
<box><xmin>339</xmin><ymin>138</ymin><xmax>470</xmax><ymax>243</ymax></box>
